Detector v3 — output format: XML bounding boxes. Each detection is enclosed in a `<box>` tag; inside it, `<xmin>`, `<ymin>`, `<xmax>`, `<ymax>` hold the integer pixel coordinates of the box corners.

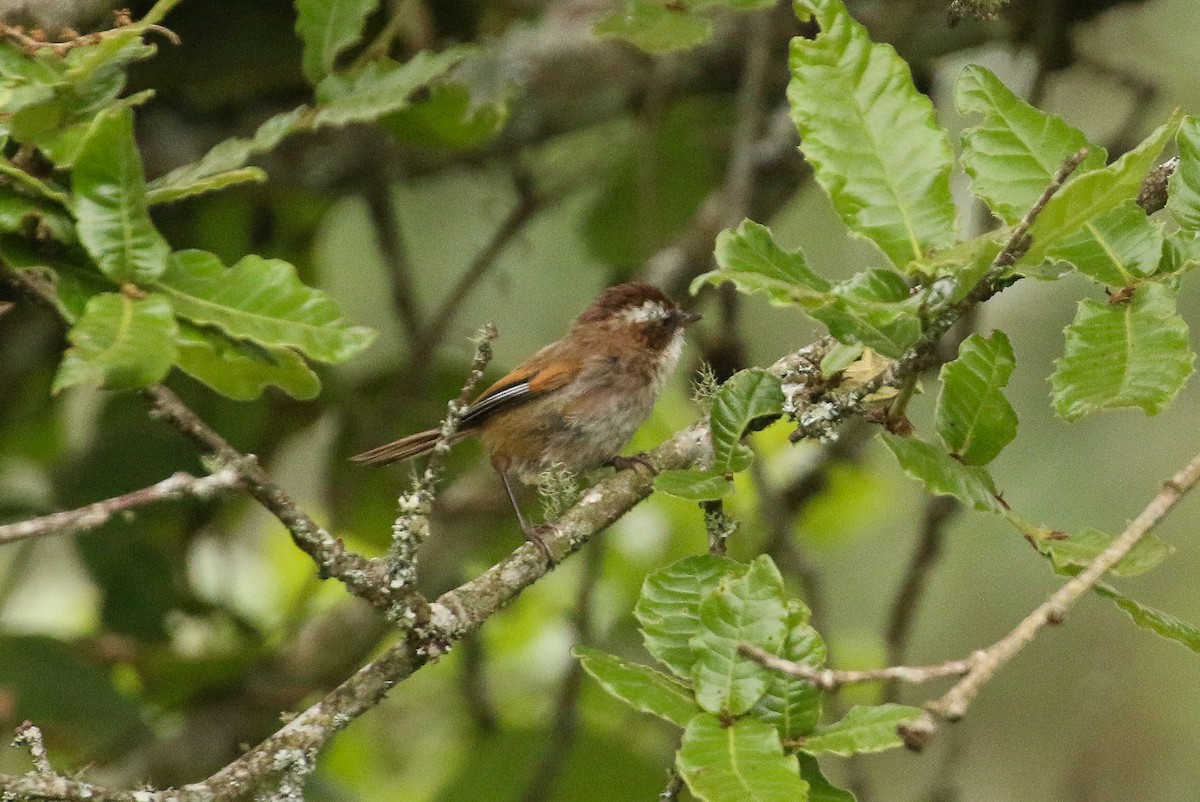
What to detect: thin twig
<box><xmin>458</xmin><ymin>632</ymin><xmax>500</xmax><ymax>734</ymax></box>
<box><xmin>791</xmin><ymin>148</ymin><xmax>1089</xmax><ymax>443</ymax></box>
<box><xmin>411</xmin><ymin>169</ymin><xmax>541</xmax><ymax>362</ymax></box>
<box><xmin>364</xmin><ymin>176</ymin><xmax>424</xmax><ymax>342</ymax></box>
<box><xmin>882</xmin><ymin>495</ymin><xmax>959</xmax><ymax>702</ymax></box>
<box><xmin>739</xmin><ymin>643</ymin><xmax>977</xmax><ymax>691</ymax></box>
<box><xmin>0</xmin><ymin>469</ymin><xmax>241</xmax><ymax>546</ymax></box>
<box><xmin>660</xmin><ymin>768</ymin><xmax>684</xmax><ymax>801</ymax></box>
<box><xmin>387</xmin><ymin>324</ymin><xmax>497</xmax><ymax>592</ymax></box>
<box><xmin>12</xmin><ymin>722</ymin><xmax>54</xmax><ymax>778</ymax></box>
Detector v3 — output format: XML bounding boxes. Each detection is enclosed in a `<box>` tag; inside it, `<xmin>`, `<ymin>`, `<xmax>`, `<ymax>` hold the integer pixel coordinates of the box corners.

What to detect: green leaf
<box><xmin>635</xmin><ymin>555</ymin><xmax>748</xmax><ymax>680</ymax></box>
<box><xmin>806</xmin><ymin>269</ymin><xmax>921</xmax><ymax>358</ymax></box>
<box><xmin>1041</xmin><ymin>528</ymin><xmax>1173</xmax><ymax>578</ymax></box>
<box><xmin>709</xmin><ymin>368</ymin><xmax>785</xmax><ymax>472</ymax></box>
<box><xmin>691</xmin><ymin>556</ymin><xmax>789</xmax><ymax>715</ymax></box>
<box><xmin>935</xmin><ymin>331</ymin><xmax>1017</xmax><ymax>465</ymax></box>
<box><xmin>295</xmin><ymin>0</ymin><xmax>381</xmax><ymax>84</ymax></box>
<box><xmin>956</xmin><ymin>65</ymin><xmax>1105</xmax><ymax>224</ymax></box>
<box><xmin>818</xmin><ymin>342</ymin><xmax>863</xmax><ymax>377</ymax></box>
<box><xmin>788</xmin><ymin>0</ymin><xmax>957</xmax><ymax>268</ymax></box>
<box><xmin>677</xmin><ymin>714</ymin><xmax>807</xmax><ymax>802</ymax></box>
<box><xmin>0</xmin><ymin>184</ymin><xmax>74</xmax><ymax>243</ymax></box>
<box><xmin>152</xmin><ymin>250</ymin><xmax>375</xmax><ymax>363</ymax></box>
<box><xmin>1046</xmin><ymin>200</ymin><xmax>1164</xmax><ymax>287</ymax></box>
<box><xmin>798</xmin><ymin>754</ymin><xmax>856</xmax><ymax>802</ymax></box>
<box><xmin>173</xmin><ymin>323</ymin><xmax>321</xmax><ymax>401</ymax></box>
<box><xmin>1168</xmin><ymin>115</ymin><xmax>1200</xmax><ymax>230</ymax></box>
<box><xmin>594</xmin><ymin>0</ymin><xmax>714</xmax><ymax>54</ymax></box>
<box><xmin>799</xmin><ymin>704</ymin><xmax>923</xmax><ymax>756</ymax></box>
<box><xmin>1021</xmin><ymin>112</ymin><xmax>1182</xmax><ymax>268</ymax></box>
<box><xmin>147</xmin><ymin>107</ymin><xmax>311</xmax><ymax>198</ymax></box>
<box><xmin>692</xmin><ymin>219</ymin><xmax>830</xmax><ymax>304</ymax></box>
<box><xmin>1157</xmin><ymin>231</ymin><xmax>1200</xmax><ymax>277</ymax></box>
<box><xmin>753</xmin><ymin>607</ymin><xmax>826</xmax><ymax>740</ymax></box>
<box><xmin>71</xmin><ymin>107</ymin><xmax>170</xmax><ymax>283</ymax></box>
<box><xmin>654</xmin><ymin>468</ymin><xmax>734</xmax><ymax>501</ymax></box>
<box><xmin>1050</xmin><ymin>282</ymin><xmax>1194</xmax><ymax>421</ymax></box>
<box><xmin>573</xmin><ymin>646</ymin><xmax>698</xmax><ymax>727</ymax></box>
<box><xmin>1094</xmin><ymin>583</ymin><xmax>1200</xmax><ymax>653</ymax></box>
<box><xmin>53</xmin><ymin>292</ymin><xmax>178</xmax><ymax>393</ymax></box>
<box><xmin>314</xmin><ymin>49</ymin><xmax>470</xmax><ymax>127</ymax></box>
<box><xmin>880</xmin><ymin>432</ymin><xmax>1003</xmax><ymax>513</ymax></box>
<box><xmin>144</xmin><ymin>167</ymin><xmax>267</xmax><ymax>206</ymax></box>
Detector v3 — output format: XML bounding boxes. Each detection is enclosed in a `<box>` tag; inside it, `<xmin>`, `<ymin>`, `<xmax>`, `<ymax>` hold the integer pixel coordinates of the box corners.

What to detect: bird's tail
<box><xmin>350</xmin><ymin>429</ymin><xmax>470</xmax><ymax>466</ymax></box>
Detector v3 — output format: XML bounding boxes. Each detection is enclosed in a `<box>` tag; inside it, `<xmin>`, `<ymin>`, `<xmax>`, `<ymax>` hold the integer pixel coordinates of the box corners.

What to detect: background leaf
<box><xmin>956</xmin><ymin>65</ymin><xmax>1105</xmax><ymax>224</ymax></box>
<box><xmin>798</xmin><ymin>704</ymin><xmax>923</xmax><ymax>756</ymax></box>
<box><xmin>313</xmin><ymin>50</ymin><xmax>470</xmax><ymax>127</ymax></box>
<box><xmin>789</xmin><ymin>0</ymin><xmax>957</xmax><ymax>267</ymax></box>
<box><xmin>677</xmin><ymin>714</ymin><xmax>806</xmax><ymax>802</ymax></box>
<box><xmin>574</xmin><ymin>646</ymin><xmax>698</xmax><ymax>727</ymax></box>
<box><xmin>71</xmin><ymin>107</ymin><xmax>169</xmax><ymax>283</ymax></box>
<box><xmin>1094</xmin><ymin>584</ymin><xmax>1200</xmax><ymax>653</ymax></box>
<box><xmin>635</xmin><ymin>555</ymin><xmax>748</xmax><ymax>679</ymax></box>
<box><xmin>594</xmin><ymin>1</ymin><xmax>714</xmax><ymax>53</ymax></box>
<box><xmin>153</xmin><ymin>250</ymin><xmax>375</xmax><ymax>363</ymax></box>
<box><xmin>935</xmin><ymin>331</ymin><xmax>1017</xmax><ymax>465</ymax></box>
<box><xmin>295</xmin><ymin>0</ymin><xmax>381</xmax><ymax>84</ymax></box>
<box><xmin>690</xmin><ymin>555</ymin><xmax>789</xmax><ymax>715</ymax></box>
<box><xmin>173</xmin><ymin>323</ymin><xmax>321</xmax><ymax>401</ymax></box>
<box><xmin>654</xmin><ymin>468</ymin><xmax>734</xmax><ymax>501</ymax></box>
<box><xmin>1041</xmin><ymin>528</ymin><xmax>1173</xmax><ymax>578</ymax></box>
<box><xmin>52</xmin><ymin>292</ymin><xmax>178</xmax><ymax>393</ymax></box>
<box><xmin>798</xmin><ymin>754</ymin><xmax>856</xmax><ymax>802</ymax></box>
<box><xmin>1050</xmin><ymin>283</ymin><xmax>1194</xmax><ymax>421</ymax></box>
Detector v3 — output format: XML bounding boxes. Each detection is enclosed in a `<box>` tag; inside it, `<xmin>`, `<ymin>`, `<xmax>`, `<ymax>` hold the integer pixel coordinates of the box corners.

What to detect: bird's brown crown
<box><xmin>574</xmin><ymin>282</ymin><xmax>678</xmax><ymax>325</ymax></box>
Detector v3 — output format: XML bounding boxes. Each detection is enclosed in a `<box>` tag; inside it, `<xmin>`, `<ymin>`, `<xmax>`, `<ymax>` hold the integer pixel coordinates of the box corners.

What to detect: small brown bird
<box><xmin>351</xmin><ymin>283</ymin><xmax>700</xmax><ymax>556</ymax></box>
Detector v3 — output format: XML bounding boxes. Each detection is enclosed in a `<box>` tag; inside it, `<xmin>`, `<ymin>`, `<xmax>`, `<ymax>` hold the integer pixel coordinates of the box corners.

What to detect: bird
<box><xmin>351</xmin><ymin>282</ymin><xmax>701</xmax><ymax>558</ymax></box>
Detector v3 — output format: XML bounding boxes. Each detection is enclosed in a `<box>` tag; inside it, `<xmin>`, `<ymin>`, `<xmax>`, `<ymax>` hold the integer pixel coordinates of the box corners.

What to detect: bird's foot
<box><xmin>605</xmin><ymin>453</ymin><xmax>658</xmax><ymax>475</ymax></box>
<box><xmin>523</xmin><ymin>524</ymin><xmax>558</xmax><ymax>565</ymax></box>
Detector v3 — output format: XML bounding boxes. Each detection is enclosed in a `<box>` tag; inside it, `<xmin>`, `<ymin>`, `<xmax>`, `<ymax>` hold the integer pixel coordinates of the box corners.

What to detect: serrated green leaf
<box><xmin>295</xmin><ymin>0</ymin><xmax>381</xmax><ymax>84</ymax></box>
<box><xmin>788</xmin><ymin>0</ymin><xmax>957</xmax><ymax>268</ymax></box>
<box><xmin>1094</xmin><ymin>583</ymin><xmax>1200</xmax><ymax>653</ymax></box>
<box><xmin>0</xmin><ymin>185</ymin><xmax>74</xmax><ymax>243</ymax></box>
<box><xmin>173</xmin><ymin>323</ymin><xmax>321</xmax><ymax>401</ymax></box>
<box><xmin>677</xmin><ymin>714</ymin><xmax>806</xmax><ymax>802</ymax></box>
<box><xmin>314</xmin><ymin>49</ymin><xmax>469</xmax><ymax>127</ymax></box>
<box><xmin>152</xmin><ymin>249</ymin><xmax>375</xmax><ymax>363</ymax></box>
<box><xmin>1157</xmin><ymin>231</ymin><xmax>1200</xmax><ymax>277</ymax></box>
<box><xmin>574</xmin><ymin>646</ymin><xmax>698</xmax><ymax>727</ymax></box>
<box><xmin>1041</xmin><ymin>528</ymin><xmax>1173</xmax><ymax>578</ymax></box>
<box><xmin>654</xmin><ymin>468</ymin><xmax>733</xmax><ymax>501</ymax></box>
<box><xmin>594</xmin><ymin>0</ymin><xmax>714</xmax><ymax>53</ymax></box>
<box><xmin>1168</xmin><ymin>116</ymin><xmax>1200</xmax><ymax>230</ymax></box>
<box><xmin>1021</xmin><ymin>112</ymin><xmax>1181</xmax><ymax>268</ymax></box>
<box><xmin>691</xmin><ymin>556</ymin><xmax>789</xmax><ymax>715</ymax></box>
<box><xmin>753</xmin><ymin>609</ymin><xmax>826</xmax><ymax>740</ymax></box>
<box><xmin>692</xmin><ymin>219</ymin><xmax>830</xmax><ymax>304</ymax></box>
<box><xmin>71</xmin><ymin>107</ymin><xmax>169</xmax><ymax>283</ymax></box>
<box><xmin>53</xmin><ymin>292</ymin><xmax>178</xmax><ymax>393</ymax></box>
<box><xmin>1047</xmin><ymin>200</ymin><xmax>1164</xmax><ymax>287</ymax></box>
<box><xmin>636</xmin><ymin>555</ymin><xmax>748</xmax><ymax>679</ymax></box>
<box><xmin>956</xmin><ymin>65</ymin><xmax>1105</xmax><ymax>224</ymax></box>
<box><xmin>1051</xmin><ymin>282</ymin><xmax>1194</xmax><ymax>421</ymax></box>
<box><xmin>880</xmin><ymin>432</ymin><xmax>1003</xmax><ymax>513</ymax></box>
<box><xmin>145</xmin><ymin>167</ymin><xmax>267</xmax><ymax>206</ymax></box>
<box><xmin>798</xmin><ymin>754</ymin><xmax>856</xmax><ymax>802</ymax></box>
<box><xmin>935</xmin><ymin>331</ymin><xmax>1017</xmax><ymax>465</ymax></box>
<box><xmin>818</xmin><ymin>342</ymin><xmax>863</xmax><ymax>377</ymax></box>
<box><xmin>806</xmin><ymin>269</ymin><xmax>921</xmax><ymax>358</ymax></box>
<box><xmin>799</xmin><ymin>704</ymin><xmax>922</xmax><ymax>756</ymax></box>
<box><xmin>710</xmin><ymin>368</ymin><xmax>785</xmax><ymax>473</ymax></box>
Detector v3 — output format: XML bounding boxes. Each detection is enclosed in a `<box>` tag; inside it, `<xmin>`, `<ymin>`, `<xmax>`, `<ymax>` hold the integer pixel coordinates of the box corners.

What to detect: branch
<box><xmin>0</xmin><ymin>468</ymin><xmax>241</xmax><ymax>546</ymax></box>
<box><xmin>739</xmin><ymin>643</ymin><xmax>976</xmax><ymax>691</ymax></box>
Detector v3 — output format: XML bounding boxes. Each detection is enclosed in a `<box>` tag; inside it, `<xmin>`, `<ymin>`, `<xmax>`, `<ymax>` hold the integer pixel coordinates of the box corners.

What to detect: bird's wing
<box><xmin>458</xmin><ymin>356</ymin><xmax>580</xmax><ymax>429</ymax></box>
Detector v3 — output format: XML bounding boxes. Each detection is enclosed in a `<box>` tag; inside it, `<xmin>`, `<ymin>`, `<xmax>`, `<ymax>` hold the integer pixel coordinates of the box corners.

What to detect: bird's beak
<box><xmin>679</xmin><ymin>310</ymin><xmax>702</xmax><ymax>327</ymax></box>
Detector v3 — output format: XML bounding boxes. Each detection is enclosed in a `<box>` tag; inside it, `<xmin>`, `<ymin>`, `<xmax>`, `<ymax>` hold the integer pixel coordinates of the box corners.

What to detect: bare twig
<box><xmin>458</xmin><ymin>632</ymin><xmax>500</xmax><ymax>734</ymax></box>
<box><xmin>739</xmin><ymin>643</ymin><xmax>977</xmax><ymax>691</ymax></box>
<box><xmin>882</xmin><ymin>495</ymin><xmax>959</xmax><ymax>702</ymax></box>
<box><xmin>13</xmin><ymin>722</ymin><xmax>54</xmax><ymax>778</ymax></box>
<box><xmin>411</xmin><ymin>169</ymin><xmax>541</xmax><ymax>362</ymax></box>
<box><xmin>387</xmin><ymin>324</ymin><xmax>497</xmax><ymax>592</ymax></box>
<box><xmin>0</xmin><ymin>468</ymin><xmax>241</xmax><ymax>546</ymax></box>
<box><xmin>364</xmin><ymin>175</ymin><xmax>424</xmax><ymax>342</ymax></box>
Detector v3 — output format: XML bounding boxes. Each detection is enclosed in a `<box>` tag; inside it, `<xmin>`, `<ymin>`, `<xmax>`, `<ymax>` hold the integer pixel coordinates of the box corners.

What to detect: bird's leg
<box><xmin>604</xmin><ymin>453</ymin><xmax>658</xmax><ymax>474</ymax></box>
<box><xmin>496</xmin><ymin>465</ymin><xmax>555</xmax><ymax>564</ymax></box>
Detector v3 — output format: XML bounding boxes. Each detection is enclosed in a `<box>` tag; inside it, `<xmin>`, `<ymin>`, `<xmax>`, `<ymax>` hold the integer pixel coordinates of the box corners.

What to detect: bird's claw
<box><xmin>605</xmin><ymin>453</ymin><xmax>657</xmax><ymax>475</ymax></box>
<box><xmin>523</xmin><ymin>524</ymin><xmax>558</xmax><ymax>565</ymax></box>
